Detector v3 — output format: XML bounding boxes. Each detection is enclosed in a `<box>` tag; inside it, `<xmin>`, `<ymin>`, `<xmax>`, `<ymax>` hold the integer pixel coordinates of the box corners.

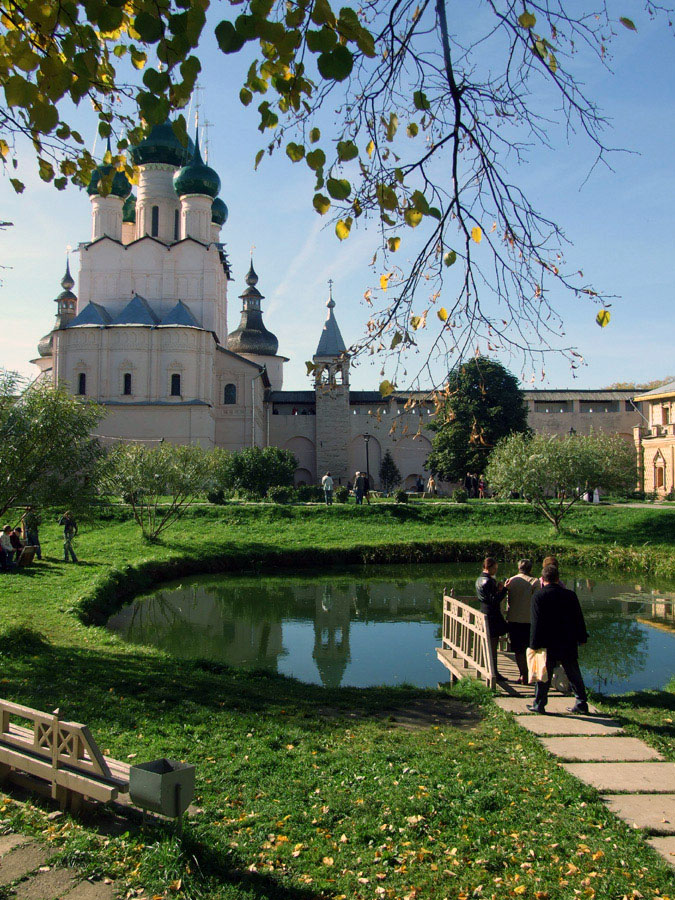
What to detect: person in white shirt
<box><xmin>321</xmin><ymin>472</ymin><xmax>334</xmax><ymax>506</ymax></box>
<box><xmin>0</xmin><ymin>525</ymin><xmax>16</xmax><ymax>572</ymax></box>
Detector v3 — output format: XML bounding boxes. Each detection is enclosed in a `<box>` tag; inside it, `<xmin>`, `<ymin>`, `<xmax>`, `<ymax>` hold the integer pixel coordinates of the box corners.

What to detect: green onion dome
<box><xmin>211</xmin><ymin>197</ymin><xmax>228</xmax><ymax>226</ymax></box>
<box><xmin>123</xmin><ymin>194</ymin><xmax>137</xmax><ymax>223</ymax></box>
<box><xmin>87</xmin><ymin>163</ymin><xmax>132</xmax><ymax>199</ymax></box>
<box><xmin>173</xmin><ymin>135</ymin><xmax>220</xmax><ymax>199</ymax></box>
<box><xmin>130</xmin><ymin>122</ymin><xmax>195</xmax><ymax>168</ymax></box>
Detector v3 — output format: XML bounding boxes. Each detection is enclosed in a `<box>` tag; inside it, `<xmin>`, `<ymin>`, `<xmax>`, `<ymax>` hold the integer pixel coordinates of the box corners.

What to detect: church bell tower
<box><xmin>313</xmin><ymin>284</ymin><xmax>350</xmax><ymax>485</ymax></box>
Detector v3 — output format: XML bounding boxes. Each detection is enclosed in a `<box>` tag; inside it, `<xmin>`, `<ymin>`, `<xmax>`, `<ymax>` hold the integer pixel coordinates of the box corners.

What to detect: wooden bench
<box><xmin>0</xmin><ymin>699</ymin><xmax>130</xmax><ymax>811</ymax></box>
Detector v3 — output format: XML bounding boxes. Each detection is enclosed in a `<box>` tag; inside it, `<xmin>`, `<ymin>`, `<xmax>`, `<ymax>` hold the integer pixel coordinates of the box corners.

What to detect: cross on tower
<box><xmin>203</xmin><ymin>117</ymin><xmax>213</xmax><ymax>161</ymax></box>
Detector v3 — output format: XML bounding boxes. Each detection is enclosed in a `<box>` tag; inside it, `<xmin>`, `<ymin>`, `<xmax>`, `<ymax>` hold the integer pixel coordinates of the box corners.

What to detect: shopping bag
<box><xmin>526</xmin><ymin>648</ymin><xmax>548</xmax><ymax>683</ymax></box>
<box><xmin>552</xmin><ymin>665</ymin><xmax>571</xmax><ymax>694</ymax></box>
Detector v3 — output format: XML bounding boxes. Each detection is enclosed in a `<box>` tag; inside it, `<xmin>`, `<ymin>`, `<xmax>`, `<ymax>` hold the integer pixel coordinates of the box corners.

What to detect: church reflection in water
<box><xmin>107</xmin><ymin>577</ymin><xmax>441</xmax><ymax>688</ymax></box>
<box><xmin>106</xmin><ymin>567</ymin><xmax>675</xmax><ymax>692</ymax></box>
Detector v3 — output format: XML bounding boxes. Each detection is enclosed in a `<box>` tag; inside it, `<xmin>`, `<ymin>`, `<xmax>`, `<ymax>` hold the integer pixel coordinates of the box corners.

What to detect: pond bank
<box><xmin>0</xmin><ymin>503</ymin><xmax>674</xmax><ymax>897</ymax></box>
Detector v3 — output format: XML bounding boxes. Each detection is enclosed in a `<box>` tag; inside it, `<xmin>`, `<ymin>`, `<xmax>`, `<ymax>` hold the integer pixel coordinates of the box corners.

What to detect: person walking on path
<box><xmin>475</xmin><ymin>556</ymin><xmax>508</xmax><ymax>681</ymax></box>
<box><xmin>470</xmin><ymin>473</ymin><xmax>479</xmax><ymax>498</ymax></box>
<box><xmin>478</xmin><ymin>476</ymin><xmax>486</xmax><ymax>499</ymax></box>
<box><xmin>58</xmin><ymin>511</ymin><xmax>78</xmax><ymax>563</ymax></box>
<box><xmin>354</xmin><ymin>472</ymin><xmax>365</xmax><ymax>505</ymax></box>
<box><xmin>363</xmin><ymin>472</ymin><xmax>371</xmax><ymax>505</ymax></box>
<box><xmin>464</xmin><ymin>472</ymin><xmax>473</xmax><ymax>497</ymax></box>
<box><xmin>21</xmin><ymin>506</ymin><xmax>42</xmax><ymax>560</ymax></box>
<box><xmin>426</xmin><ymin>474</ymin><xmax>436</xmax><ymax>496</ymax></box>
<box><xmin>321</xmin><ymin>472</ymin><xmax>334</xmax><ymax>506</ymax></box>
<box><xmin>528</xmin><ymin>563</ymin><xmax>589</xmax><ymax>715</ymax></box>
<box><xmin>504</xmin><ymin>559</ymin><xmax>538</xmax><ymax>683</ymax></box>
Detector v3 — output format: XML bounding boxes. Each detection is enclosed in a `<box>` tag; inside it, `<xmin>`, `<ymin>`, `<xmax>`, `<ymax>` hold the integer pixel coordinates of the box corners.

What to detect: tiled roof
<box><xmin>633</xmin><ymin>381</ymin><xmax>675</xmax><ymax>401</ymax></box>
<box><xmin>67</xmin><ymin>302</ymin><xmax>111</xmax><ymax>326</ymax></box>
<box><xmin>160</xmin><ymin>300</ymin><xmax>200</xmax><ymax>327</ymax></box>
<box><xmin>112</xmin><ymin>293</ymin><xmax>159</xmax><ymax>326</ymax></box>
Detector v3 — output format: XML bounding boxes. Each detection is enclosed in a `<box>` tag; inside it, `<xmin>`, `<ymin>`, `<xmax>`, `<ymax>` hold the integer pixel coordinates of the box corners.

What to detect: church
<box><xmin>32</xmin><ymin>122</ymin><xmax>644</xmax><ymax>490</ymax></box>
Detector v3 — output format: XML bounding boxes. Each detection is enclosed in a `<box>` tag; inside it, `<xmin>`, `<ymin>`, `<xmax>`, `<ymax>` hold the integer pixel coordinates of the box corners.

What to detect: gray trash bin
<box><xmin>129</xmin><ymin>758</ymin><xmax>195</xmax><ymax>818</ymax></box>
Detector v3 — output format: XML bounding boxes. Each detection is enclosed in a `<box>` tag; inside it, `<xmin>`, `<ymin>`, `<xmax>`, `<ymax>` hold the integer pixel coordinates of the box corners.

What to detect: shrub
<box><xmin>211</xmin><ymin>446</ymin><xmax>297</xmax><ymax>498</ymax></box>
<box><xmin>394</xmin><ymin>489</ymin><xmax>408</xmax><ymax>504</ymax></box>
<box><xmin>335</xmin><ymin>486</ymin><xmax>349</xmax><ymax>503</ymax></box>
<box><xmin>267</xmin><ymin>485</ymin><xmax>295</xmax><ymax>504</ymax></box>
<box><xmin>666</xmin><ymin>488</ymin><xmax>675</xmax><ymax>502</ymax></box>
<box><xmin>630</xmin><ymin>490</ymin><xmax>646</xmax><ymax>502</ymax></box>
<box><xmin>296</xmin><ymin>484</ymin><xmax>323</xmax><ymax>502</ymax></box>
<box><xmin>207</xmin><ymin>489</ymin><xmax>226</xmax><ymax>505</ymax></box>
<box><xmin>453</xmin><ymin>487</ymin><xmax>468</xmax><ymax>503</ymax></box>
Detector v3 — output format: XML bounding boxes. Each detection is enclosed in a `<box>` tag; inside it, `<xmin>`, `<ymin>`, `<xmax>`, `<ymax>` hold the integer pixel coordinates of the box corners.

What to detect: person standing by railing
<box><xmin>504</xmin><ymin>559</ymin><xmax>538</xmax><ymax>684</ymax></box>
<box><xmin>475</xmin><ymin>556</ymin><xmax>508</xmax><ymax>681</ymax></box>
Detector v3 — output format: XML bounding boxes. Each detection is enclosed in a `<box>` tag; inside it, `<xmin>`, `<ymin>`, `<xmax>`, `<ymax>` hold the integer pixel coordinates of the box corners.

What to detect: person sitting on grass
<box><xmin>475</xmin><ymin>556</ymin><xmax>508</xmax><ymax>681</ymax></box>
<box><xmin>0</xmin><ymin>525</ymin><xmax>16</xmax><ymax>572</ymax></box>
<box><xmin>528</xmin><ymin>563</ymin><xmax>589</xmax><ymax>715</ymax></box>
<box><xmin>10</xmin><ymin>527</ymin><xmax>23</xmax><ymax>563</ymax></box>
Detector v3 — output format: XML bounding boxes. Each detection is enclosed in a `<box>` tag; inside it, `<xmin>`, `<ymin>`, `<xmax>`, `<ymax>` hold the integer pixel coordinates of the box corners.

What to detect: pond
<box><xmin>107</xmin><ymin>563</ymin><xmax>675</xmax><ymax>694</ymax></box>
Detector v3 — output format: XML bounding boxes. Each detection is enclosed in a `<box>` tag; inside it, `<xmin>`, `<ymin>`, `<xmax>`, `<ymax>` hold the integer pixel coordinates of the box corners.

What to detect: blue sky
<box><xmin>1</xmin><ymin>5</ymin><xmax>672</xmax><ymax>391</ymax></box>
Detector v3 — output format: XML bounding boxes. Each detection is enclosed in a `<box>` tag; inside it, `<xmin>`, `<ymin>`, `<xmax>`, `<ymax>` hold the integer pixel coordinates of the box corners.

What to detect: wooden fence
<box><xmin>436</xmin><ymin>594</ymin><xmax>497</xmax><ymax>689</ymax></box>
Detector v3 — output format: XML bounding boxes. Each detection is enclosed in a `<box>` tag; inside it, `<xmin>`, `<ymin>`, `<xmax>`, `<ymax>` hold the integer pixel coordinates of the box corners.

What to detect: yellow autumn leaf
<box><xmin>335</xmin><ymin>218</ymin><xmax>352</xmax><ymax>241</ymax></box>
<box><xmin>471</xmin><ymin>226</ymin><xmax>482</xmax><ymax>243</ymax></box>
<box><xmin>596</xmin><ymin>309</ymin><xmax>611</xmax><ymax>328</ymax></box>
<box><xmin>322</xmin><ymin>856</ymin><xmax>334</xmax><ymax>866</ymax></box>
<box><xmin>387</xmin><ymin>236</ymin><xmax>401</xmax><ymax>252</ymax></box>
<box><xmin>380</xmin><ymin>272</ymin><xmax>391</xmax><ymax>291</ymax></box>
<box><xmin>366</xmin><ymin>140</ymin><xmax>375</xmax><ymax>157</ymax></box>
<box><xmin>437</xmin><ymin>307</ymin><xmax>448</xmax><ymax>322</ymax></box>
<box><xmin>404</xmin><ymin>208</ymin><xmax>423</xmax><ymax>228</ymax></box>
<box><xmin>410</xmin><ymin>315</ymin><xmax>422</xmax><ymax>330</ymax></box>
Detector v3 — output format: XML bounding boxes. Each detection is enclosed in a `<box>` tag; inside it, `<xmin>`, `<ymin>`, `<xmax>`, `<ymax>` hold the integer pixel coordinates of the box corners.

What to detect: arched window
<box><xmin>123</xmin><ymin>373</ymin><xmax>132</xmax><ymax>395</ymax></box>
<box><xmin>223</xmin><ymin>383</ymin><xmax>236</xmax><ymax>405</ymax></box>
<box><xmin>77</xmin><ymin>373</ymin><xmax>86</xmax><ymax>396</ymax></box>
<box><xmin>170</xmin><ymin>373</ymin><xmax>181</xmax><ymax>396</ymax></box>
<box><xmin>174</xmin><ymin>209</ymin><xmax>179</xmax><ymax>241</ymax></box>
<box><xmin>151</xmin><ymin>205</ymin><xmax>159</xmax><ymax>237</ymax></box>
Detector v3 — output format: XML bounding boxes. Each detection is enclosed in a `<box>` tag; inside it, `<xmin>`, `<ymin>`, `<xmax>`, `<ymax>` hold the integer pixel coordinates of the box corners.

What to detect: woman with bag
<box><xmin>475</xmin><ymin>557</ymin><xmax>508</xmax><ymax>681</ymax></box>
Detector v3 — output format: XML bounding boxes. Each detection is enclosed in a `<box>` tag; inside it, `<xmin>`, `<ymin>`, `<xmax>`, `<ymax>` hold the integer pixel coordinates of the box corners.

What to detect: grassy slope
<box><xmin>0</xmin><ymin>501</ymin><xmax>674</xmax><ymax>899</ymax></box>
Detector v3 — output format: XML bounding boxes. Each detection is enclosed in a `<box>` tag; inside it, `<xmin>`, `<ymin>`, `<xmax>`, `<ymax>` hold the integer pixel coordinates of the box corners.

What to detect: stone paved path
<box><xmin>495</xmin><ymin>649</ymin><xmax>675</xmax><ymax>870</ymax></box>
<box><xmin>0</xmin><ymin>833</ymin><xmax>116</xmax><ymax>899</ymax></box>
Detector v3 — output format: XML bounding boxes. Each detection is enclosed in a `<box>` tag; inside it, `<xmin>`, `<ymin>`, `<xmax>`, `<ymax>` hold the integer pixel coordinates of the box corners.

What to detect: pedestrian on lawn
<box><xmin>58</xmin><ymin>511</ymin><xmax>79</xmax><ymax>563</ymax></box>
<box><xmin>321</xmin><ymin>472</ymin><xmax>334</xmax><ymax>506</ymax></box>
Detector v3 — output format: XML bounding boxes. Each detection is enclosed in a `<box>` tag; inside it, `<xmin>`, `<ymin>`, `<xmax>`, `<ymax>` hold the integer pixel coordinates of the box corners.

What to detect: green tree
<box><xmin>485</xmin><ymin>431</ymin><xmax>636</xmax><ymax>531</ymax></box>
<box><xmin>379</xmin><ymin>449</ymin><xmax>401</xmax><ymax>495</ymax></box>
<box><xmin>2</xmin><ymin>0</ymin><xmax>660</xmax><ymax>379</ymax></box>
<box><xmin>212</xmin><ymin>446</ymin><xmax>296</xmax><ymax>498</ymax></box>
<box><xmin>101</xmin><ymin>442</ymin><xmax>215</xmax><ymax>539</ymax></box>
<box><xmin>0</xmin><ymin>370</ymin><xmax>104</xmax><ymax>520</ymax></box>
<box><xmin>426</xmin><ymin>358</ymin><xmax>529</xmax><ymax>483</ymax></box>
<box><xmin>0</xmin><ymin>0</ymin><xmax>204</xmax><ymax>193</ymax></box>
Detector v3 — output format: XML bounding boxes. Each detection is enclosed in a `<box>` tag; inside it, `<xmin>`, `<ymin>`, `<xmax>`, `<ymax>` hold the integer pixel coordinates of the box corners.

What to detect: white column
<box><xmin>136</xmin><ymin>163</ymin><xmax>181</xmax><ymax>242</ymax></box>
<box><xmin>180</xmin><ymin>194</ymin><xmax>212</xmax><ymax>243</ymax></box>
<box><xmin>91</xmin><ymin>195</ymin><xmax>123</xmax><ymax>241</ymax></box>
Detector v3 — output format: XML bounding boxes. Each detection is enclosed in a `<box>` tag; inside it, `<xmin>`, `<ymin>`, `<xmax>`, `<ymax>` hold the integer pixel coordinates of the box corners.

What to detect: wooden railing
<box><xmin>436</xmin><ymin>594</ymin><xmax>497</xmax><ymax>689</ymax></box>
<box><xmin>0</xmin><ymin>698</ymin><xmax>130</xmax><ymax>810</ymax></box>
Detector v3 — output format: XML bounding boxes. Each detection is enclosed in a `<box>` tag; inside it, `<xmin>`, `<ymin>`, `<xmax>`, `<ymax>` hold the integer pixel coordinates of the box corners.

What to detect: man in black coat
<box><xmin>475</xmin><ymin>556</ymin><xmax>508</xmax><ymax>681</ymax></box>
<box><xmin>528</xmin><ymin>563</ymin><xmax>589</xmax><ymax>714</ymax></box>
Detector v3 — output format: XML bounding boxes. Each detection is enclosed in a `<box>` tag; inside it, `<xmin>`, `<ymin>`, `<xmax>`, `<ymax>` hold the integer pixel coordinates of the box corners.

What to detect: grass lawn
<box><xmin>0</xmin><ymin>501</ymin><xmax>674</xmax><ymax>898</ymax></box>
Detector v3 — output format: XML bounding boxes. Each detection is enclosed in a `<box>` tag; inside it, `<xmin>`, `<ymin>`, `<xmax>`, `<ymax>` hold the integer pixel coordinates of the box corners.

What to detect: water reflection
<box><xmin>107</xmin><ymin>565</ymin><xmax>675</xmax><ymax>693</ymax></box>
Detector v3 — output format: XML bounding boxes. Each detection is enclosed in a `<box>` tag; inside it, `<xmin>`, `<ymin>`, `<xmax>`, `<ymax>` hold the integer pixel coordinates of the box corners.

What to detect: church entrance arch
<box><xmin>284</xmin><ymin>436</ymin><xmax>316</xmax><ymax>485</ymax></box>
<box><xmin>348</xmin><ymin>435</ymin><xmax>382</xmax><ymax>487</ymax></box>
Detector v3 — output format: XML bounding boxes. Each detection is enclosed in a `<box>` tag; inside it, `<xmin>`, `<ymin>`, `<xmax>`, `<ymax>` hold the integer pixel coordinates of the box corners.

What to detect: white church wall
<box><xmin>98</xmin><ymin>404</ymin><xmax>215</xmax><ymax>448</ymax></box>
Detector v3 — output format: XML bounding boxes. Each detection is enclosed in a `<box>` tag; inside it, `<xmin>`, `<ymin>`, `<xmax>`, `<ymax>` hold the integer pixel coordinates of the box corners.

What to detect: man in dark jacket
<box><xmin>475</xmin><ymin>557</ymin><xmax>508</xmax><ymax>681</ymax></box>
<box><xmin>528</xmin><ymin>564</ymin><xmax>589</xmax><ymax>714</ymax></box>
